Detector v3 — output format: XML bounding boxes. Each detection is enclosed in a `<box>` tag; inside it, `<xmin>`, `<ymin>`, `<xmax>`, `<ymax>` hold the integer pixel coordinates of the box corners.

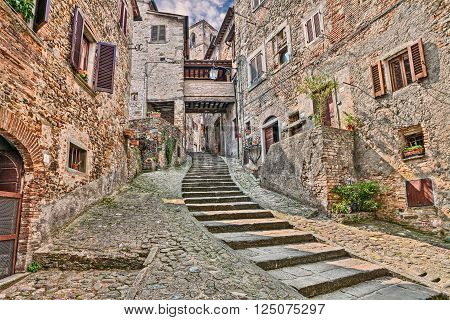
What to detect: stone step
<box><xmin>314</xmin><ymin>276</ymin><xmax>442</xmax><ymax>300</ymax></box>
<box><xmin>187</xmin><ymin>202</ymin><xmax>261</xmax><ymax>212</ymax></box>
<box><xmin>184</xmin><ymin>195</ymin><xmax>252</xmax><ymax>204</ymax></box>
<box><xmin>182</xmin><ymin>186</ymin><xmax>241</xmax><ymax>192</ymax></box>
<box><xmin>193</xmin><ymin>209</ymin><xmax>274</xmax><ymax>221</ymax></box>
<box><xmin>268</xmin><ymin>257</ymin><xmax>390</xmax><ymax>298</ymax></box>
<box><xmin>183</xmin><ymin>191</ymin><xmax>244</xmax><ymax>198</ymax></box>
<box><xmin>184</xmin><ymin>175</ymin><xmax>232</xmax><ymax>179</ymax></box>
<box><xmin>183</xmin><ymin>178</ymin><xmax>234</xmax><ymax>183</ymax></box>
<box><xmin>215</xmin><ymin>229</ymin><xmax>316</xmax><ymax>249</ymax></box>
<box><xmin>188</xmin><ymin>171</ymin><xmax>230</xmax><ymax>175</ymax></box>
<box><xmin>202</xmin><ymin>218</ymin><xmax>292</xmax><ymax>233</ymax></box>
<box><xmin>190</xmin><ymin>166</ymin><xmax>228</xmax><ymax>169</ymax></box>
<box><xmin>237</xmin><ymin>242</ymin><xmax>348</xmax><ymax>270</ymax></box>
<box><xmin>182</xmin><ymin>182</ymin><xmax>237</xmax><ymax>188</ymax></box>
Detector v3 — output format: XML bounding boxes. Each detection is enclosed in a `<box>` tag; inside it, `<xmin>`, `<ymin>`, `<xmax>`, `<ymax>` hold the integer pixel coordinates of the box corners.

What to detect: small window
<box><xmin>245</xmin><ymin>121</ymin><xmax>251</xmax><ymax>135</ymax></box>
<box><xmin>68</xmin><ymin>143</ymin><xmax>87</xmax><ymax>173</ymax></box>
<box><xmin>304</xmin><ymin>11</ymin><xmax>323</xmax><ymax>44</ymax></box>
<box><xmin>249</xmin><ymin>52</ymin><xmax>265</xmax><ymax>85</ymax></box>
<box><xmin>406</xmin><ymin>179</ymin><xmax>434</xmax><ymax>207</ymax></box>
<box><xmin>151</xmin><ymin>25</ymin><xmax>166</xmax><ymax>42</ymax></box>
<box><xmin>402</xmin><ymin>128</ymin><xmax>425</xmax><ymax>159</ymax></box>
<box><xmin>288</xmin><ymin>112</ymin><xmax>300</xmax><ymax>124</ymax></box>
<box><xmin>190</xmin><ymin>33</ymin><xmax>196</xmax><ymax>48</ymax></box>
<box><xmin>119</xmin><ymin>0</ymin><xmax>129</xmax><ymax>35</ymax></box>
<box><xmin>389</xmin><ymin>51</ymin><xmax>413</xmax><ymax>91</ymax></box>
<box><xmin>253</xmin><ymin>0</ymin><xmax>265</xmax><ymax>10</ymax></box>
<box><xmin>272</xmin><ymin>28</ymin><xmax>290</xmax><ymax>68</ymax></box>
<box><xmin>131</xmin><ymin>92</ymin><xmax>138</xmax><ymax>101</ymax></box>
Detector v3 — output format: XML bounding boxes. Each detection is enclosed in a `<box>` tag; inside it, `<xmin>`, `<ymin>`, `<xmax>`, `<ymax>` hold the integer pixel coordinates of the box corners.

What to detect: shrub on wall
<box><xmin>332</xmin><ymin>181</ymin><xmax>381</xmax><ymax>214</ymax></box>
<box><xmin>6</xmin><ymin>0</ymin><xmax>35</xmax><ymax>23</ymax></box>
<box><xmin>165</xmin><ymin>137</ymin><xmax>177</xmax><ymax>166</ymax></box>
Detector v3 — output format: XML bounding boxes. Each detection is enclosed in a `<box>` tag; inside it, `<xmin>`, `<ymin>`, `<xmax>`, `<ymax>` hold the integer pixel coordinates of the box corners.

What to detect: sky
<box><xmin>155</xmin><ymin>0</ymin><xmax>234</xmax><ymax>30</ymax></box>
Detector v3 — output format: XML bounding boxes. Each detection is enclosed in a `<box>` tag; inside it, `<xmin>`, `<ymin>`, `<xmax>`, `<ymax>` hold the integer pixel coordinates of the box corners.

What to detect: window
<box><xmin>119</xmin><ymin>0</ymin><xmax>129</xmax><ymax>35</ymax></box>
<box><xmin>249</xmin><ymin>52</ymin><xmax>265</xmax><ymax>85</ymax></box>
<box><xmin>10</xmin><ymin>0</ymin><xmax>50</xmax><ymax>31</ymax></box>
<box><xmin>371</xmin><ymin>38</ymin><xmax>427</xmax><ymax>97</ymax></box>
<box><xmin>151</xmin><ymin>25</ymin><xmax>166</xmax><ymax>42</ymax></box>
<box><xmin>245</xmin><ymin>121</ymin><xmax>251</xmax><ymax>135</ymax></box>
<box><xmin>131</xmin><ymin>92</ymin><xmax>138</xmax><ymax>101</ymax></box>
<box><xmin>401</xmin><ymin>126</ymin><xmax>425</xmax><ymax>159</ymax></box>
<box><xmin>304</xmin><ymin>11</ymin><xmax>323</xmax><ymax>44</ymax></box>
<box><xmin>272</xmin><ymin>28</ymin><xmax>290</xmax><ymax>68</ymax></box>
<box><xmin>190</xmin><ymin>33</ymin><xmax>196</xmax><ymax>48</ymax></box>
<box><xmin>389</xmin><ymin>52</ymin><xmax>413</xmax><ymax>91</ymax></box>
<box><xmin>70</xmin><ymin>7</ymin><xmax>117</xmax><ymax>93</ymax></box>
<box><xmin>263</xmin><ymin>117</ymin><xmax>280</xmax><ymax>154</ymax></box>
<box><xmin>253</xmin><ymin>0</ymin><xmax>266</xmax><ymax>10</ymax></box>
<box><xmin>406</xmin><ymin>179</ymin><xmax>434</xmax><ymax>207</ymax></box>
<box><xmin>68</xmin><ymin>143</ymin><xmax>87</xmax><ymax>173</ymax></box>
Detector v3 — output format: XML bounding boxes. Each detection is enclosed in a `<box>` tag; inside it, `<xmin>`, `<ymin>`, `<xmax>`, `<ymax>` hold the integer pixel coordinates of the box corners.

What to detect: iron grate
<box><xmin>0</xmin><ymin>197</ymin><xmax>19</xmax><ymax>236</ymax></box>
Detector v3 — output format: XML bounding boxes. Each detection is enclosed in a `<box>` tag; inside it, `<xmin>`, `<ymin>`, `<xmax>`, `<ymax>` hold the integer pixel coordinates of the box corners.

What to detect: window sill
<box><xmin>248</xmin><ymin>76</ymin><xmax>266</xmax><ymax>92</ymax></box>
<box><xmin>407</xmin><ymin>205</ymin><xmax>436</xmax><ymax>211</ymax></box>
<box><xmin>272</xmin><ymin>60</ymin><xmax>290</xmax><ymax>75</ymax></box>
<box><xmin>402</xmin><ymin>154</ymin><xmax>426</xmax><ymax>161</ymax></box>
<box><xmin>305</xmin><ymin>36</ymin><xmax>324</xmax><ymax>47</ymax></box>
<box><xmin>73</xmin><ymin>72</ymin><xmax>97</xmax><ymax>97</ymax></box>
<box><xmin>66</xmin><ymin>167</ymin><xmax>87</xmax><ymax>176</ymax></box>
<box><xmin>149</xmin><ymin>40</ymin><xmax>168</xmax><ymax>45</ymax></box>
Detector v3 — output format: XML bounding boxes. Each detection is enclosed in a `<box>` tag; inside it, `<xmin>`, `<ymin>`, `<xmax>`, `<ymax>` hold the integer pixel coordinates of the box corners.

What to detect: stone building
<box><xmin>129</xmin><ymin>1</ymin><xmax>188</xmax><ymax>166</ymax></box>
<box><xmin>233</xmin><ymin>0</ymin><xmax>449</xmax><ymax>235</ymax></box>
<box><xmin>0</xmin><ymin>0</ymin><xmax>142</xmax><ymax>279</ymax></box>
<box><xmin>189</xmin><ymin>19</ymin><xmax>217</xmax><ymax>60</ymax></box>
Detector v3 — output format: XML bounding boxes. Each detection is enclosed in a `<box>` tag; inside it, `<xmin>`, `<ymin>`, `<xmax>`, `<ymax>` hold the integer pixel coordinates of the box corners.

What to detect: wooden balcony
<box><xmin>184</xmin><ymin>60</ymin><xmax>232</xmax><ymax>81</ymax></box>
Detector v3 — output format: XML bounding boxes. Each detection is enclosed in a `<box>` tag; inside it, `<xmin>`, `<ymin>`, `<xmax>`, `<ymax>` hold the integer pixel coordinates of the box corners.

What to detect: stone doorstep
<box><xmin>215</xmin><ymin>229</ymin><xmax>316</xmax><ymax>249</ymax></box>
<box><xmin>182</xmin><ymin>186</ymin><xmax>241</xmax><ymax>193</ymax></box>
<box><xmin>202</xmin><ymin>218</ymin><xmax>293</xmax><ymax>233</ymax></box>
<box><xmin>193</xmin><ymin>209</ymin><xmax>275</xmax><ymax>221</ymax></box>
<box><xmin>184</xmin><ymin>195</ymin><xmax>252</xmax><ymax>204</ymax></box>
<box><xmin>315</xmin><ymin>277</ymin><xmax>442</xmax><ymax>300</ymax></box>
<box><xmin>183</xmin><ymin>178</ymin><xmax>235</xmax><ymax>183</ymax></box>
<box><xmin>237</xmin><ymin>242</ymin><xmax>348</xmax><ymax>270</ymax></box>
<box><xmin>182</xmin><ymin>182</ymin><xmax>237</xmax><ymax>188</ymax></box>
<box><xmin>184</xmin><ymin>174</ymin><xmax>232</xmax><ymax>179</ymax></box>
<box><xmin>33</xmin><ymin>249</ymin><xmax>146</xmax><ymax>271</ymax></box>
<box><xmin>0</xmin><ymin>273</ymin><xmax>30</xmax><ymax>291</ymax></box>
<box><xmin>186</xmin><ymin>202</ymin><xmax>261</xmax><ymax>212</ymax></box>
<box><xmin>182</xmin><ymin>191</ymin><xmax>244</xmax><ymax>198</ymax></box>
<box><xmin>271</xmin><ymin>257</ymin><xmax>391</xmax><ymax>298</ymax></box>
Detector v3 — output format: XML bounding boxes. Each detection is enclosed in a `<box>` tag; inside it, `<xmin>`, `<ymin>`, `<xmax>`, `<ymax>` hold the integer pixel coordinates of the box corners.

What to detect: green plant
<box><xmin>6</xmin><ymin>0</ymin><xmax>35</xmax><ymax>23</ymax></box>
<box><xmin>345</xmin><ymin>113</ymin><xmax>360</xmax><ymax>130</ymax></box>
<box><xmin>165</xmin><ymin>137</ymin><xmax>177</xmax><ymax>165</ymax></box>
<box><xmin>298</xmin><ymin>75</ymin><xmax>338</xmax><ymax>127</ymax></box>
<box><xmin>332</xmin><ymin>181</ymin><xmax>381</xmax><ymax>214</ymax></box>
<box><xmin>27</xmin><ymin>261</ymin><xmax>41</xmax><ymax>273</ymax></box>
<box><xmin>402</xmin><ymin>145</ymin><xmax>424</xmax><ymax>152</ymax></box>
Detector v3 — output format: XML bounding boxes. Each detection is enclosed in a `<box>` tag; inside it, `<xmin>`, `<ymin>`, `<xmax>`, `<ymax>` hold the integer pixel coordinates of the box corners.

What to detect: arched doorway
<box><xmin>0</xmin><ymin>136</ymin><xmax>24</xmax><ymax>280</ymax></box>
<box><xmin>262</xmin><ymin>116</ymin><xmax>280</xmax><ymax>155</ymax></box>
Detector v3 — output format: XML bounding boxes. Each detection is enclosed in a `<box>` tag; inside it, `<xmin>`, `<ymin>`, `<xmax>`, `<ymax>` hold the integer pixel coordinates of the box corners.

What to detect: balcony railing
<box><xmin>184</xmin><ymin>60</ymin><xmax>232</xmax><ymax>81</ymax></box>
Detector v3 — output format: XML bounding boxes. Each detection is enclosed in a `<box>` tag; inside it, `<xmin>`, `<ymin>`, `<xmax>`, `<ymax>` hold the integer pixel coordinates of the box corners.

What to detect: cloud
<box><xmin>155</xmin><ymin>0</ymin><xmax>233</xmax><ymax>29</ymax></box>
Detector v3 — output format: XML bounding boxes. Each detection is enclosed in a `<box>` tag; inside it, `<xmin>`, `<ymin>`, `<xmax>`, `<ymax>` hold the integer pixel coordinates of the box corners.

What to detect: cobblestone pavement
<box><xmin>225</xmin><ymin>159</ymin><xmax>449</xmax><ymax>294</ymax></box>
<box><xmin>0</xmin><ymin>159</ymin><xmax>302</xmax><ymax>300</ymax></box>
<box><xmin>224</xmin><ymin>158</ymin><xmax>319</xmax><ymax>218</ymax></box>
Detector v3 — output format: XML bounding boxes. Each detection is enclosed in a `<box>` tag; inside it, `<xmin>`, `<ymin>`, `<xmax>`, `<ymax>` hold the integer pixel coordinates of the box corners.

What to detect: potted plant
<box><xmin>6</xmin><ymin>0</ymin><xmax>35</xmax><ymax>23</ymax></box>
<box><xmin>148</xmin><ymin>111</ymin><xmax>161</xmax><ymax>119</ymax></box>
<box><xmin>71</xmin><ymin>161</ymin><xmax>82</xmax><ymax>171</ymax></box>
<box><xmin>402</xmin><ymin>145</ymin><xmax>425</xmax><ymax>158</ymax></box>
<box><xmin>78</xmin><ymin>70</ymin><xmax>89</xmax><ymax>82</ymax></box>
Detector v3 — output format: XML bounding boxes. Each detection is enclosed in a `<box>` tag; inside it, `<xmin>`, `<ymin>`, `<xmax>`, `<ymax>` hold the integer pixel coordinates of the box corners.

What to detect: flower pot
<box><xmin>403</xmin><ymin>147</ymin><xmax>424</xmax><ymax>158</ymax></box>
<box><xmin>130</xmin><ymin>139</ymin><xmax>139</xmax><ymax>147</ymax></box>
<box><xmin>149</xmin><ymin>113</ymin><xmax>161</xmax><ymax>119</ymax></box>
<box><xmin>71</xmin><ymin>164</ymin><xmax>80</xmax><ymax>171</ymax></box>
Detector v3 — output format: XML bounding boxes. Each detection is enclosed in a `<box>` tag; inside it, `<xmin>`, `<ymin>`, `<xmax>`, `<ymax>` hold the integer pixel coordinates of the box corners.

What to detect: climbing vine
<box><xmin>165</xmin><ymin>137</ymin><xmax>177</xmax><ymax>166</ymax></box>
<box><xmin>298</xmin><ymin>75</ymin><xmax>338</xmax><ymax>127</ymax></box>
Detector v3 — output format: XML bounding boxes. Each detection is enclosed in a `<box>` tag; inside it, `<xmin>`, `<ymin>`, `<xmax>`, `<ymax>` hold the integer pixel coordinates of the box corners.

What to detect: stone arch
<box><xmin>0</xmin><ymin>108</ymin><xmax>42</xmax><ymax>171</ymax></box>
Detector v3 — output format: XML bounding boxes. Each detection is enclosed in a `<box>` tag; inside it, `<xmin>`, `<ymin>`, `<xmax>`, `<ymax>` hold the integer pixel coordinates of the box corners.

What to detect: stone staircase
<box><xmin>183</xmin><ymin>153</ymin><xmax>443</xmax><ymax>300</ymax></box>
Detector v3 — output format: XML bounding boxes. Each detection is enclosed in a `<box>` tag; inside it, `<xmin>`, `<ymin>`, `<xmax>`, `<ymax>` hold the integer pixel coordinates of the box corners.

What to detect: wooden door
<box><xmin>264</xmin><ymin>126</ymin><xmax>274</xmax><ymax>154</ymax></box>
<box><xmin>323</xmin><ymin>95</ymin><xmax>334</xmax><ymax>127</ymax></box>
<box><xmin>0</xmin><ymin>152</ymin><xmax>23</xmax><ymax>280</ymax></box>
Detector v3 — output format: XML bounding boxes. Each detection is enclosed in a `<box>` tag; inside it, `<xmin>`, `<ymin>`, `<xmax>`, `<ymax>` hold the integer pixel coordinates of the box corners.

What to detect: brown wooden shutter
<box><xmin>151</xmin><ymin>26</ymin><xmax>158</xmax><ymax>41</ymax></box>
<box><xmin>123</xmin><ymin>8</ymin><xmax>128</xmax><ymax>36</ymax></box>
<box><xmin>119</xmin><ymin>0</ymin><xmax>125</xmax><ymax>28</ymax></box>
<box><xmin>94</xmin><ymin>43</ymin><xmax>116</xmax><ymax>93</ymax></box>
<box><xmin>313</xmin><ymin>13</ymin><xmax>322</xmax><ymax>37</ymax></box>
<box><xmin>34</xmin><ymin>0</ymin><xmax>50</xmax><ymax>31</ymax></box>
<box><xmin>70</xmin><ymin>6</ymin><xmax>84</xmax><ymax>70</ymax></box>
<box><xmin>305</xmin><ymin>19</ymin><xmax>314</xmax><ymax>43</ymax></box>
<box><xmin>408</xmin><ymin>38</ymin><xmax>427</xmax><ymax>81</ymax></box>
<box><xmin>370</xmin><ymin>61</ymin><xmax>386</xmax><ymax>97</ymax></box>
<box><xmin>159</xmin><ymin>25</ymin><xmax>166</xmax><ymax>41</ymax></box>
<box><xmin>406</xmin><ymin>179</ymin><xmax>434</xmax><ymax>207</ymax></box>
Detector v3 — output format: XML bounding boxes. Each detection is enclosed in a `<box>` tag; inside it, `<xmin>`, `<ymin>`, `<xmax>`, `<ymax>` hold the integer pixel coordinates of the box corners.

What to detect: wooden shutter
<box><xmin>34</xmin><ymin>0</ymin><xmax>50</xmax><ymax>31</ymax></box>
<box><xmin>406</xmin><ymin>179</ymin><xmax>434</xmax><ymax>207</ymax></box>
<box><xmin>151</xmin><ymin>26</ymin><xmax>158</xmax><ymax>41</ymax></box>
<box><xmin>313</xmin><ymin>12</ymin><xmax>322</xmax><ymax>37</ymax></box>
<box><xmin>370</xmin><ymin>61</ymin><xmax>386</xmax><ymax>97</ymax></box>
<box><xmin>159</xmin><ymin>25</ymin><xmax>166</xmax><ymax>41</ymax></box>
<box><xmin>70</xmin><ymin>6</ymin><xmax>84</xmax><ymax>70</ymax></box>
<box><xmin>94</xmin><ymin>43</ymin><xmax>117</xmax><ymax>93</ymax></box>
<box><xmin>256</xmin><ymin>53</ymin><xmax>263</xmax><ymax>76</ymax></box>
<box><xmin>305</xmin><ymin>19</ymin><xmax>314</xmax><ymax>43</ymax></box>
<box><xmin>408</xmin><ymin>38</ymin><xmax>427</xmax><ymax>81</ymax></box>
<box><xmin>264</xmin><ymin>126</ymin><xmax>274</xmax><ymax>154</ymax></box>
<box><xmin>123</xmin><ymin>8</ymin><xmax>128</xmax><ymax>35</ymax></box>
<box><xmin>119</xmin><ymin>0</ymin><xmax>125</xmax><ymax>28</ymax></box>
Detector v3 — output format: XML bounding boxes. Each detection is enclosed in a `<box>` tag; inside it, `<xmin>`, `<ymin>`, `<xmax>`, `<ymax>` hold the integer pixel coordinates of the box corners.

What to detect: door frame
<box><xmin>261</xmin><ymin>117</ymin><xmax>281</xmax><ymax>163</ymax></box>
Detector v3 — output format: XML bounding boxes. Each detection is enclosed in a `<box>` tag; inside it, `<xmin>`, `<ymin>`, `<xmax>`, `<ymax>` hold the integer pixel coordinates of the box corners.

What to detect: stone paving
<box><xmin>0</xmin><ymin>159</ymin><xmax>302</xmax><ymax>300</ymax></box>
<box><xmin>225</xmin><ymin>158</ymin><xmax>450</xmax><ymax>295</ymax></box>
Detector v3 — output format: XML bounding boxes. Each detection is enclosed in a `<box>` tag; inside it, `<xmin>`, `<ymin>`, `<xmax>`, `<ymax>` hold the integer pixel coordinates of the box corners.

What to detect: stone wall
<box><xmin>189</xmin><ymin>20</ymin><xmax>217</xmax><ymax>60</ymax></box>
<box><xmin>0</xmin><ymin>0</ymin><xmax>138</xmax><ymax>270</ymax></box>
<box><xmin>260</xmin><ymin>127</ymin><xmax>355</xmax><ymax>211</ymax></box>
<box><xmin>235</xmin><ymin>0</ymin><xmax>449</xmax><ymax>235</ymax></box>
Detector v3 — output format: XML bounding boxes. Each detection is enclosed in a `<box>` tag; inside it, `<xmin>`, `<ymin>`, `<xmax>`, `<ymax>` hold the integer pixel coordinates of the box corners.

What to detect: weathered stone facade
<box><xmin>234</xmin><ymin>0</ymin><xmax>449</xmax><ymax>235</ymax></box>
<box><xmin>189</xmin><ymin>20</ymin><xmax>217</xmax><ymax>60</ymax></box>
<box><xmin>0</xmin><ymin>0</ymin><xmax>141</xmax><ymax>271</ymax></box>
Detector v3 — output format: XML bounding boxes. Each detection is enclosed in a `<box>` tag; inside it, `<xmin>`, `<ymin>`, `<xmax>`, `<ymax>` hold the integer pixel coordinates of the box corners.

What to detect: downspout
<box><xmin>233</xmin><ymin>76</ymin><xmax>240</xmax><ymax>159</ymax></box>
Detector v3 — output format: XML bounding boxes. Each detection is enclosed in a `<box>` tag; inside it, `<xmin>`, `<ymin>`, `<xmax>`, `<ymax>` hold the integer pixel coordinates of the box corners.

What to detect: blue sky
<box><xmin>155</xmin><ymin>0</ymin><xmax>234</xmax><ymax>29</ymax></box>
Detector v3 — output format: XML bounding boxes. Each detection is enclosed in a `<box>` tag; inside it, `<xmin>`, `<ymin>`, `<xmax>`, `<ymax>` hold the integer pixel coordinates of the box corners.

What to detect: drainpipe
<box><xmin>233</xmin><ymin>77</ymin><xmax>240</xmax><ymax>159</ymax></box>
